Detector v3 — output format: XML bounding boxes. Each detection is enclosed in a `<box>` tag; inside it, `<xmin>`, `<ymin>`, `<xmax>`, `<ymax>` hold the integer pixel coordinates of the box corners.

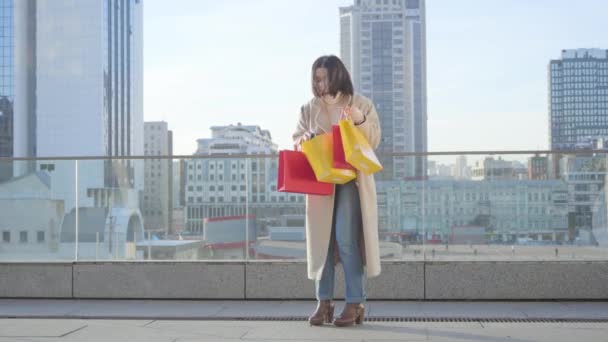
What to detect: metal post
<box><xmin>421</xmin><ymin>178</ymin><xmax>426</xmax><ymax>260</ymax></box>
<box><xmin>245</xmin><ymin>158</ymin><xmax>250</xmax><ymax>261</ymax></box>
<box><xmin>96</xmin><ymin>232</ymin><xmax>99</xmax><ymax>260</ymax></box>
<box><xmin>147</xmin><ymin>231</ymin><xmax>151</xmax><ymax>260</ymax></box>
<box><xmin>114</xmin><ymin>230</ymin><xmax>118</xmax><ymax>260</ymax></box>
<box><xmin>75</xmin><ymin>160</ymin><xmax>79</xmax><ymax>261</ymax></box>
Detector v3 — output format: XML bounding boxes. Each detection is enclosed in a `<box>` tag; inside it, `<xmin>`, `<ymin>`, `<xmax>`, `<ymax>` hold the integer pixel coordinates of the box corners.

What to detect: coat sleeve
<box><xmin>292</xmin><ymin>104</ymin><xmax>310</xmax><ymax>149</ymax></box>
<box><xmin>355</xmin><ymin>99</ymin><xmax>381</xmax><ymax>150</ymax></box>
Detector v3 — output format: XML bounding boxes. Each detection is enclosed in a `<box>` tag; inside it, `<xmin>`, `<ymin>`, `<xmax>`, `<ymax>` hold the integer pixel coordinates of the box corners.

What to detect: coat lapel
<box><xmin>311</xmin><ymin>98</ymin><xmax>330</xmax><ymax>134</ymax></box>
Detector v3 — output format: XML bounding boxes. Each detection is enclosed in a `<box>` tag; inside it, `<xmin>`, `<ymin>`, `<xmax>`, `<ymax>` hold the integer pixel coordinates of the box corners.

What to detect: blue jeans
<box><xmin>315</xmin><ymin>180</ymin><xmax>367</xmax><ymax>303</ymax></box>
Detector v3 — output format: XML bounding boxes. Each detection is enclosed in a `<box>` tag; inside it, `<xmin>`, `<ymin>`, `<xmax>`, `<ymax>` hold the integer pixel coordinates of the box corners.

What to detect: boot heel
<box><xmin>355</xmin><ymin>307</ymin><xmax>365</xmax><ymax>325</ymax></box>
<box><xmin>325</xmin><ymin>305</ymin><xmax>334</xmax><ymax>323</ymax></box>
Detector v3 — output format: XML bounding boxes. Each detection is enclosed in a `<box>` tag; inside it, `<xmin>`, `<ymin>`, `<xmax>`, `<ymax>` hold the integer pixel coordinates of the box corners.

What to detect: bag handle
<box><xmin>339</xmin><ymin>94</ymin><xmax>355</xmax><ymax>121</ymax></box>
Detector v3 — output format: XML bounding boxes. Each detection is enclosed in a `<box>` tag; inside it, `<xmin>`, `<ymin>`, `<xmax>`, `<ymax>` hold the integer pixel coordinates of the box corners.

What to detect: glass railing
<box><xmin>1</xmin><ymin>150</ymin><xmax>608</xmax><ymax>262</ymax></box>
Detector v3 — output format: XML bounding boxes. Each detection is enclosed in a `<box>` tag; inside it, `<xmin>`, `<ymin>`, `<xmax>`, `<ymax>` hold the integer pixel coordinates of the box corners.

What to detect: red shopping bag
<box><xmin>277</xmin><ymin>150</ymin><xmax>333</xmax><ymax>196</ymax></box>
<box><xmin>332</xmin><ymin>125</ymin><xmax>356</xmax><ymax>171</ymax></box>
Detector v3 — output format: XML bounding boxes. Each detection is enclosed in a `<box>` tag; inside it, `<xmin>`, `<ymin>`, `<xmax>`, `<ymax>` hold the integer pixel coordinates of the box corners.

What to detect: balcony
<box><xmin>1</xmin><ymin>151</ymin><xmax>608</xmax><ymax>340</ymax></box>
<box><xmin>0</xmin><ymin>150</ymin><xmax>607</xmax><ymax>301</ymax></box>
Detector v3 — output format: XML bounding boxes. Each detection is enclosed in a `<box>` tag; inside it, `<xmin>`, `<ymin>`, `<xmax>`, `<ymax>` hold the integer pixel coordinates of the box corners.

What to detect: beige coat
<box><xmin>292</xmin><ymin>94</ymin><xmax>382</xmax><ymax>280</ymax></box>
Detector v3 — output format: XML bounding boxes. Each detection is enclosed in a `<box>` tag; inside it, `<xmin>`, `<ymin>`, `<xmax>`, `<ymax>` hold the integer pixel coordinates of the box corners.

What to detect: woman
<box><xmin>292</xmin><ymin>55</ymin><xmax>382</xmax><ymax>327</ymax></box>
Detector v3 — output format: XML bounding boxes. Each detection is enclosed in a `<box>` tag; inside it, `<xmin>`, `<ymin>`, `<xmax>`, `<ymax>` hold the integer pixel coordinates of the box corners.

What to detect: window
<box><xmin>40</xmin><ymin>164</ymin><xmax>55</xmax><ymax>172</ymax></box>
<box><xmin>37</xmin><ymin>231</ymin><xmax>45</xmax><ymax>243</ymax></box>
<box><xmin>20</xmin><ymin>231</ymin><xmax>28</xmax><ymax>243</ymax></box>
<box><xmin>2</xmin><ymin>231</ymin><xmax>9</xmax><ymax>243</ymax></box>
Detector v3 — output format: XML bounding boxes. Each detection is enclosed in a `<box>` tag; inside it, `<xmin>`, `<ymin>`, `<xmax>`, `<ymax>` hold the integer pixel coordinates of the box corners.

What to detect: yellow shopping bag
<box><xmin>302</xmin><ymin>132</ymin><xmax>357</xmax><ymax>184</ymax></box>
<box><xmin>339</xmin><ymin>119</ymin><xmax>383</xmax><ymax>175</ymax></box>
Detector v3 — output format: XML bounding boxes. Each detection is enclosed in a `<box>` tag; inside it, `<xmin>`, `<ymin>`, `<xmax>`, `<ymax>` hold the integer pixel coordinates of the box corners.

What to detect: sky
<box><xmin>143</xmin><ymin>0</ymin><xmax>608</xmax><ymax>157</ymax></box>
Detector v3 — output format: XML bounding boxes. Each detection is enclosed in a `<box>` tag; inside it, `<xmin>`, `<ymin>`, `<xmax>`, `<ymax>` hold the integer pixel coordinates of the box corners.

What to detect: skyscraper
<box><xmin>340</xmin><ymin>0</ymin><xmax>427</xmax><ymax>180</ymax></box>
<box><xmin>144</xmin><ymin>121</ymin><xmax>173</xmax><ymax>233</ymax></box>
<box><xmin>549</xmin><ymin>49</ymin><xmax>608</xmax><ymax>151</ymax></box>
<box><xmin>0</xmin><ymin>0</ymin><xmax>144</xmax><ymax>212</ymax></box>
<box><xmin>0</xmin><ymin>0</ymin><xmax>15</xmax><ymax>182</ymax></box>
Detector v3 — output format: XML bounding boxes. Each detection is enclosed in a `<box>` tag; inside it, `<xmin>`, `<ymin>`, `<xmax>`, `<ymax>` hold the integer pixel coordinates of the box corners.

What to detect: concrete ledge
<box><xmin>367</xmin><ymin>262</ymin><xmax>424</xmax><ymax>299</ymax></box>
<box><xmin>244</xmin><ymin>262</ymin><xmax>355</xmax><ymax>300</ymax></box>
<box><xmin>245</xmin><ymin>261</ymin><xmax>424</xmax><ymax>300</ymax></box>
<box><xmin>425</xmin><ymin>261</ymin><xmax>608</xmax><ymax>300</ymax></box>
<box><xmin>0</xmin><ymin>263</ymin><xmax>72</xmax><ymax>298</ymax></box>
<box><xmin>73</xmin><ymin>262</ymin><xmax>245</xmax><ymax>299</ymax></box>
<box><xmin>2</xmin><ymin>261</ymin><xmax>607</xmax><ymax>299</ymax></box>
<box><xmin>246</xmin><ymin>262</ymin><xmax>312</xmax><ymax>299</ymax></box>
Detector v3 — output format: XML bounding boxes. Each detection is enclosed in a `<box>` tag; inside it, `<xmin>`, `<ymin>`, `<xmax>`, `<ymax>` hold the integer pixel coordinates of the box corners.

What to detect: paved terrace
<box><xmin>0</xmin><ymin>300</ymin><xmax>607</xmax><ymax>341</ymax></box>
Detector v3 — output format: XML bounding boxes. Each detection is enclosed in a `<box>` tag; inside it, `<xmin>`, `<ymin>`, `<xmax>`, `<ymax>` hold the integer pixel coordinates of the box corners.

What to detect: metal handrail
<box><xmin>1</xmin><ymin>149</ymin><xmax>608</xmax><ymax>161</ymax></box>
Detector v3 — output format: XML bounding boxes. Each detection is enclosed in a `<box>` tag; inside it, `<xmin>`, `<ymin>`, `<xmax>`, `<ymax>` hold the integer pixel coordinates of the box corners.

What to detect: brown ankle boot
<box><xmin>333</xmin><ymin>303</ymin><xmax>365</xmax><ymax>327</ymax></box>
<box><xmin>308</xmin><ymin>300</ymin><xmax>334</xmax><ymax>326</ymax></box>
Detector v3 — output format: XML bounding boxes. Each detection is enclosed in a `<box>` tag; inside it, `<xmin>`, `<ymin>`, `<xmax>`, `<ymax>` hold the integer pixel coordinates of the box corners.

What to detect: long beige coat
<box><xmin>292</xmin><ymin>94</ymin><xmax>382</xmax><ymax>280</ymax></box>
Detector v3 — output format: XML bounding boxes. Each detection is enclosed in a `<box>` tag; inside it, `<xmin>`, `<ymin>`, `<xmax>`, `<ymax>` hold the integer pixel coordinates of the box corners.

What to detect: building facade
<box><xmin>340</xmin><ymin>0</ymin><xmax>427</xmax><ymax>180</ymax></box>
<box><xmin>559</xmin><ymin>154</ymin><xmax>607</xmax><ymax>232</ymax></box>
<box><xmin>529</xmin><ymin>155</ymin><xmax>549</xmax><ymax>180</ymax></box>
<box><xmin>1</xmin><ymin>0</ymin><xmax>144</xmax><ymax>213</ymax></box>
<box><xmin>471</xmin><ymin>157</ymin><xmax>528</xmax><ymax>181</ymax></box>
<box><xmin>377</xmin><ymin>179</ymin><xmax>570</xmax><ymax>243</ymax></box>
<box><xmin>185</xmin><ymin>124</ymin><xmax>304</xmax><ymax>234</ymax></box>
<box><xmin>549</xmin><ymin>49</ymin><xmax>608</xmax><ymax>151</ymax></box>
<box><xmin>143</xmin><ymin>121</ymin><xmax>172</xmax><ymax>233</ymax></box>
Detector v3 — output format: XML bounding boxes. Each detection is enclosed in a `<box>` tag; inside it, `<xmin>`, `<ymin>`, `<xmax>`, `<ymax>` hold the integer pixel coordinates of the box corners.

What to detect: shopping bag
<box><xmin>332</xmin><ymin>124</ymin><xmax>356</xmax><ymax>171</ymax></box>
<box><xmin>277</xmin><ymin>150</ymin><xmax>333</xmax><ymax>196</ymax></box>
<box><xmin>339</xmin><ymin>119</ymin><xmax>383</xmax><ymax>175</ymax></box>
<box><xmin>301</xmin><ymin>133</ymin><xmax>357</xmax><ymax>184</ymax></box>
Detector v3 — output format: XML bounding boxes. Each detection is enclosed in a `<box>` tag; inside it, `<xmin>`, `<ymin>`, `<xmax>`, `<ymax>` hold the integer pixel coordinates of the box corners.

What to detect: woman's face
<box><xmin>314</xmin><ymin>68</ymin><xmax>329</xmax><ymax>96</ymax></box>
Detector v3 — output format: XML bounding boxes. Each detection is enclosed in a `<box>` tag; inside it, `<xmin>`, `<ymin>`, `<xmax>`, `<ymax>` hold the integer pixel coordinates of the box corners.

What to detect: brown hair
<box><xmin>311</xmin><ymin>55</ymin><xmax>354</xmax><ymax>98</ymax></box>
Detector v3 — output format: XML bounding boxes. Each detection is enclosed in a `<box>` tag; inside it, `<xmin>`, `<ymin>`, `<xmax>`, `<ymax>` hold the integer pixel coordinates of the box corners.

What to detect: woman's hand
<box><xmin>295</xmin><ymin>131</ymin><xmax>315</xmax><ymax>151</ymax></box>
<box><xmin>343</xmin><ymin>106</ymin><xmax>365</xmax><ymax>124</ymax></box>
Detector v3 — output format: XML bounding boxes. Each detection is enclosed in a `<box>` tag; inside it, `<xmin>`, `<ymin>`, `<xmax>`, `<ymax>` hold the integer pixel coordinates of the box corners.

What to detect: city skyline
<box><xmin>143</xmin><ymin>0</ymin><xmax>608</xmax><ymax>157</ymax></box>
